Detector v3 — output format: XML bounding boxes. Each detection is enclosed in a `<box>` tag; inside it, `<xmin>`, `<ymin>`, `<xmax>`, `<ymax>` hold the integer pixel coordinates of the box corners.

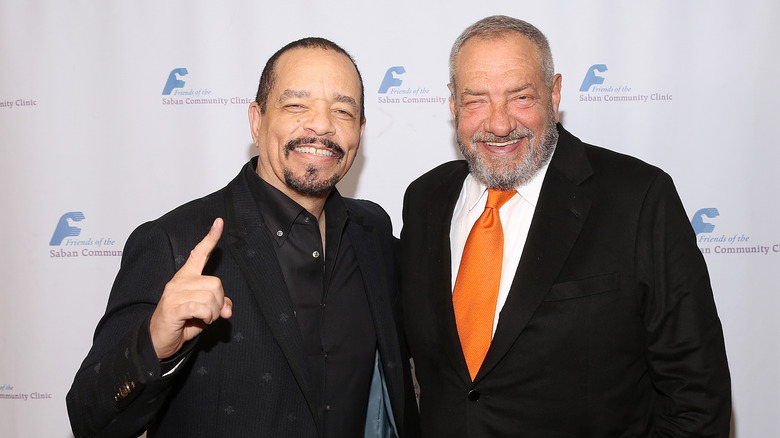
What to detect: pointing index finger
<box><xmin>181</xmin><ymin>218</ymin><xmax>224</xmax><ymax>275</ymax></box>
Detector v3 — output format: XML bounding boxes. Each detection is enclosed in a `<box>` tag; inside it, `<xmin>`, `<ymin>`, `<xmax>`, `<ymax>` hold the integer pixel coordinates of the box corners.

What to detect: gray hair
<box><xmin>449</xmin><ymin>15</ymin><xmax>555</xmax><ymax>94</ymax></box>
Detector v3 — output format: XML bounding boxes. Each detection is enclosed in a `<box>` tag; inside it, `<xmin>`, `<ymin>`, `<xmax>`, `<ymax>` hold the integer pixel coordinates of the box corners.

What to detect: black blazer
<box><xmin>67</xmin><ymin>160</ymin><xmax>419</xmax><ymax>438</ymax></box>
<box><xmin>401</xmin><ymin>126</ymin><xmax>730</xmax><ymax>437</ymax></box>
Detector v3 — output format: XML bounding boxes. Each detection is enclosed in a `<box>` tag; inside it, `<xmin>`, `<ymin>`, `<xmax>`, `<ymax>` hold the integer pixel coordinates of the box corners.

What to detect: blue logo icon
<box><xmin>579</xmin><ymin>64</ymin><xmax>608</xmax><ymax>92</ymax></box>
<box><xmin>50</xmin><ymin>212</ymin><xmax>86</xmax><ymax>246</ymax></box>
<box><xmin>691</xmin><ymin>208</ymin><xmax>719</xmax><ymax>235</ymax></box>
<box><xmin>378</xmin><ymin>66</ymin><xmax>406</xmax><ymax>93</ymax></box>
<box><xmin>162</xmin><ymin>68</ymin><xmax>189</xmax><ymax>95</ymax></box>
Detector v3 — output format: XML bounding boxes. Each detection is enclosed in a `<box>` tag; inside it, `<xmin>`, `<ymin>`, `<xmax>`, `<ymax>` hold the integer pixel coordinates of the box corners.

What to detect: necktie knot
<box><xmin>486</xmin><ymin>189</ymin><xmax>516</xmax><ymax>211</ymax></box>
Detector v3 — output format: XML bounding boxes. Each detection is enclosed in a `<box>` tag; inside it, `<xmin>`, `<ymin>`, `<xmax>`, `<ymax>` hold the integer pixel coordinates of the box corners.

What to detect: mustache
<box><xmin>285</xmin><ymin>137</ymin><xmax>345</xmax><ymax>159</ymax></box>
<box><xmin>471</xmin><ymin>127</ymin><xmax>533</xmax><ymax>144</ymax></box>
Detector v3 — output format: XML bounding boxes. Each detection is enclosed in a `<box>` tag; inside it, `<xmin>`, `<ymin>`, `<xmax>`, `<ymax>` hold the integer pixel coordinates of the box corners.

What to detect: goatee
<box><xmin>458</xmin><ymin>116</ymin><xmax>558</xmax><ymax>190</ymax></box>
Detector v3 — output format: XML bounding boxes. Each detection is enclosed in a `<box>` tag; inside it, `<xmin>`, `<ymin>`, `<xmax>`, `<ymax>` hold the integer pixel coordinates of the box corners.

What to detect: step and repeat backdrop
<box><xmin>1</xmin><ymin>1</ymin><xmax>778</xmax><ymax>436</ymax></box>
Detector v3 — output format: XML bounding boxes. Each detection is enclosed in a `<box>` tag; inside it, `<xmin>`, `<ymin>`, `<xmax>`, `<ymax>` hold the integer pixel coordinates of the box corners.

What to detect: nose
<box><xmin>302</xmin><ymin>105</ymin><xmax>336</xmax><ymax>137</ymax></box>
<box><xmin>483</xmin><ymin>102</ymin><xmax>517</xmax><ymax>137</ymax></box>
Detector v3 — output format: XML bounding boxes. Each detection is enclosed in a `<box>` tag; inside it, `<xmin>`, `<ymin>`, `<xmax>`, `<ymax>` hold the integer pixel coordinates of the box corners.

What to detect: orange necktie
<box><xmin>453</xmin><ymin>189</ymin><xmax>516</xmax><ymax>381</ymax></box>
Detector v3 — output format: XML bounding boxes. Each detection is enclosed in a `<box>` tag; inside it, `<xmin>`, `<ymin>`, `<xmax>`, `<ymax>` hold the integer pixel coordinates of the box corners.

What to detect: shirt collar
<box><xmin>463</xmin><ymin>148</ymin><xmax>555</xmax><ymax>213</ymax></box>
<box><xmin>243</xmin><ymin>157</ymin><xmax>349</xmax><ymax>246</ymax></box>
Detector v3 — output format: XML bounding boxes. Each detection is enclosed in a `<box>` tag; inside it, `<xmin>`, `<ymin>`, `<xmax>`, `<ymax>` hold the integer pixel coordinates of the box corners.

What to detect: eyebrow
<box><xmin>278</xmin><ymin>89</ymin><xmax>359</xmax><ymax>110</ymax></box>
<box><xmin>335</xmin><ymin>94</ymin><xmax>359</xmax><ymax>110</ymax></box>
<box><xmin>461</xmin><ymin>83</ymin><xmax>533</xmax><ymax>97</ymax></box>
<box><xmin>278</xmin><ymin>89</ymin><xmax>309</xmax><ymax>102</ymax></box>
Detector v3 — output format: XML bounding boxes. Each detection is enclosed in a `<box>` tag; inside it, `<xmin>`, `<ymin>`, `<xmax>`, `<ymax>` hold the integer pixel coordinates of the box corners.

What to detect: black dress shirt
<box><xmin>245</xmin><ymin>165</ymin><xmax>377</xmax><ymax>438</ymax></box>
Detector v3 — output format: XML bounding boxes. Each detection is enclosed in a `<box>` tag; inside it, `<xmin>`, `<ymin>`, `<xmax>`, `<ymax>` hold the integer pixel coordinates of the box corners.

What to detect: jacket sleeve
<box><xmin>65</xmin><ymin>222</ymin><xmax>194</xmax><ymax>438</ymax></box>
<box><xmin>636</xmin><ymin>172</ymin><xmax>732</xmax><ymax>437</ymax></box>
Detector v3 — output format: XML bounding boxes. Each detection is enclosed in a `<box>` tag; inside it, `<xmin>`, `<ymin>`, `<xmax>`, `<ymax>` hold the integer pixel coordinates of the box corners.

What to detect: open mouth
<box><xmin>292</xmin><ymin>146</ymin><xmax>336</xmax><ymax>157</ymax></box>
<box><xmin>285</xmin><ymin>137</ymin><xmax>345</xmax><ymax>160</ymax></box>
<box><xmin>484</xmin><ymin>139</ymin><xmax>522</xmax><ymax>147</ymax></box>
<box><xmin>472</xmin><ymin>128</ymin><xmax>533</xmax><ymax>153</ymax></box>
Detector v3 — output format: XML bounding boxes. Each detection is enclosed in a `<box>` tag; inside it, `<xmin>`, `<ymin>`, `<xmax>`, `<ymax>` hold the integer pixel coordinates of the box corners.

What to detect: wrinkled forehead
<box><xmin>269</xmin><ymin>48</ymin><xmax>362</xmax><ymax>109</ymax></box>
<box><xmin>453</xmin><ymin>35</ymin><xmax>545</xmax><ymax>88</ymax></box>
<box><xmin>273</xmin><ymin>47</ymin><xmax>361</xmax><ymax>93</ymax></box>
<box><xmin>457</xmin><ymin>34</ymin><xmax>542</xmax><ymax>70</ymax></box>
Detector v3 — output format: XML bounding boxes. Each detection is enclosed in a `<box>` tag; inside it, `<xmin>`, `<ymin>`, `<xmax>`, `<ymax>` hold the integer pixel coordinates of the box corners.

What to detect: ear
<box><xmin>551</xmin><ymin>74</ymin><xmax>563</xmax><ymax>123</ymax></box>
<box><xmin>448</xmin><ymin>83</ymin><xmax>457</xmax><ymax>120</ymax></box>
<box><xmin>248</xmin><ymin>102</ymin><xmax>263</xmax><ymax>144</ymax></box>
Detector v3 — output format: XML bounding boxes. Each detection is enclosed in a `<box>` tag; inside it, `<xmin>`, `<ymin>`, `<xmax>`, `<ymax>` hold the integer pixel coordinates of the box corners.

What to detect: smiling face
<box><xmin>249</xmin><ymin>47</ymin><xmax>365</xmax><ymax>202</ymax></box>
<box><xmin>450</xmin><ymin>33</ymin><xmax>562</xmax><ymax>190</ymax></box>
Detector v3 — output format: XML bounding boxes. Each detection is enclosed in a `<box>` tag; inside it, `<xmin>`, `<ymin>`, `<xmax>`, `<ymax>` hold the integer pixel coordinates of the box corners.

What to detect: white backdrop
<box><xmin>2</xmin><ymin>1</ymin><xmax>778</xmax><ymax>436</ymax></box>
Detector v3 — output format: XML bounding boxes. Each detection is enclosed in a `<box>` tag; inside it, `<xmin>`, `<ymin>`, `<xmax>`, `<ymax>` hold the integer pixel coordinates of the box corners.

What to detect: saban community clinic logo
<box><xmin>692</xmin><ymin>208</ymin><xmax>779</xmax><ymax>256</ymax></box>
<box><xmin>578</xmin><ymin>64</ymin><xmax>672</xmax><ymax>103</ymax></box>
<box><xmin>49</xmin><ymin>211</ymin><xmax>122</xmax><ymax>258</ymax></box>
<box><xmin>163</xmin><ymin>68</ymin><xmax>189</xmax><ymax>95</ymax></box>
<box><xmin>161</xmin><ymin>67</ymin><xmax>253</xmax><ymax>107</ymax></box>
<box><xmin>377</xmin><ymin>66</ymin><xmax>447</xmax><ymax>105</ymax></box>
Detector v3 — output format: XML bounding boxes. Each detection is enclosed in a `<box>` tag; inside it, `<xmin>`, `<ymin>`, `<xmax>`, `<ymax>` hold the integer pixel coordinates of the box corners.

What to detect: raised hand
<box><xmin>149</xmin><ymin>218</ymin><xmax>233</xmax><ymax>359</ymax></box>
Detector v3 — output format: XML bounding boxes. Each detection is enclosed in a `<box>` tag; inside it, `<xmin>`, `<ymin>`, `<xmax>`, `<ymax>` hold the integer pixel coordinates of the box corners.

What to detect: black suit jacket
<box><xmin>67</xmin><ymin>160</ymin><xmax>419</xmax><ymax>438</ymax></box>
<box><xmin>401</xmin><ymin>126</ymin><xmax>730</xmax><ymax>437</ymax></box>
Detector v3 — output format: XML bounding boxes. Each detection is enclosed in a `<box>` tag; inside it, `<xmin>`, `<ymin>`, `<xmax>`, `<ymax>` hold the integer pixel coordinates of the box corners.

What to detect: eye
<box><xmin>513</xmin><ymin>94</ymin><xmax>535</xmax><ymax>108</ymax></box>
<box><xmin>284</xmin><ymin>103</ymin><xmax>307</xmax><ymax>112</ymax></box>
<box><xmin>462</xmin><ymin>98</ymin><xmax>487</xmax><ymax>109</ymax></box>
<box><xmin>333</xmin><ymin>108</ymin><xmax>356</xmax><ymax>119</ymax></box>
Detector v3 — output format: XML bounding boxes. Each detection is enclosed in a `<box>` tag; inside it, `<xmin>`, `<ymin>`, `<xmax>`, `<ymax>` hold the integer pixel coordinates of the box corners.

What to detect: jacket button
<box><xmin>467</xmin><ymin>389</ymin><xmax>480</xmax><ymax>401</ymax></box>
<box><xmin>114</xmin><ymin>381</ymin><xmax>136</xmax><ymax>402</ymax></box>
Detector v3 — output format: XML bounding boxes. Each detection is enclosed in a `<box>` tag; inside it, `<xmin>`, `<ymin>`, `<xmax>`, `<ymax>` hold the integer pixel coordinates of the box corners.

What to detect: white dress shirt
<box><xmin>450</xmin><ymin>158</ymin><xmax>552</xmax><ymax>337</ymax></box>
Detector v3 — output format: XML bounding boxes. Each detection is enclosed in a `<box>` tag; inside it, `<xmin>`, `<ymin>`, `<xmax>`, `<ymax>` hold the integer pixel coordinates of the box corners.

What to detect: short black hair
<box><xmin>254</xmin><ymin>37</ymin><xmax>365</xmax><ymax>121</ymax></box>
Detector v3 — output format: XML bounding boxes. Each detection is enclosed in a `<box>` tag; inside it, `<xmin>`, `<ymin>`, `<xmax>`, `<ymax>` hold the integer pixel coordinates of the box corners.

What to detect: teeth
<box><xmin>485</xmin><ymin>139</ymin><xmax>520</xmax><ymax>147</ymax></box>
<box><xmin>294</xmin><ymin>147</ymin><xmax>335</xmax><ymax>157</ymax></box>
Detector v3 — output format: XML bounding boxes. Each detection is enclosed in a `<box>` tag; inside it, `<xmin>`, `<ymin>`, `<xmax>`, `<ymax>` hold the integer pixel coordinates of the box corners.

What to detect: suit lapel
<box><xmin>222</xmin><ymin>174</ymin><xmax>321</xmax><ymax>433</ymax></box>
<box><xmin>345</xmin><ymin>211</ymin><xmax>404</xmax><ymax>417</ymax></box>
<box><xmin>426</xmin><ymin>163</ymin><xmax>475</xmax><ymax>385</ymax></box>
<box><xmin>346</xmin><ymin>213</ymin><xmax>396</xmax><ymax>355</ymax></box>
<box><xmin>477</xmin><ymin>127</ymin><xmax>593</xmax><ymax>381</ymax></box>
